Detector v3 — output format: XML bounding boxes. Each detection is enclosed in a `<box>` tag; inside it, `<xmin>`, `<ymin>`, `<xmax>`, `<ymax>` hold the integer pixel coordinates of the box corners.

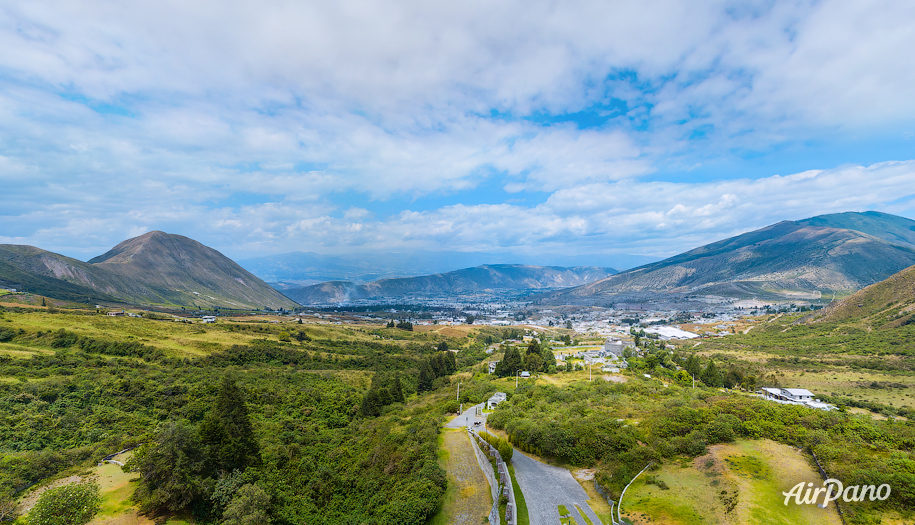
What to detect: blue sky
<box><xmin>1</xmin><ymin>0</ymin><xmax>915</xmax><ymax>267</ymax></box>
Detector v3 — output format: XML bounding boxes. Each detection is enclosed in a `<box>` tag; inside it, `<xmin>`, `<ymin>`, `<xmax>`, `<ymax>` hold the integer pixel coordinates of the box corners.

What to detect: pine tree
<box><xmin>360</xmin><ymin>389</ymin><xmax>382</xmax><ymax>417</ymax></box>
<box><xmin>430</xmin><ymin>354</ymin><xmax>445</xmax><ymax>378</ymax></box>
<box><xmin>701</xmin><ymin>360</ymin><xmax>723</xmax><ymax>387</ymax></box>
<box><xmin>497</xmin><ymin>346</ymin><xmax>523</xmax><ymax>377</ymax></box>
<box><xmin>445</xmin><ymin>351</ymin><xmax>457</xmax><ymax>374</ymax></box>
<box><xmin>417</xmin><ymin>361</ymin><xmax>434</xmax><ymax>392</ymax></box>
<box><xmin>200</xmin><ymin>376</ymin><xmax>259</xmax><ymax>473</ymax></box>
<box><xmin>392</xmin><ymin>375</ymin><xmax>405</xmax><ymax>403</ymax></box>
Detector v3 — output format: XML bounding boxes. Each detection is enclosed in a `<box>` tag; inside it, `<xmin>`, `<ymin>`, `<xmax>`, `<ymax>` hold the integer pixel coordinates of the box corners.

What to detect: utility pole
<box><xmin>516</xmin><ymin>369</ymin><xmax>520</xmax><ymax>389</ymax></box>
<box><xmin>589</xmin><ymin>358</ymin><xmax>592</xmax><ymax>382</ymax></box>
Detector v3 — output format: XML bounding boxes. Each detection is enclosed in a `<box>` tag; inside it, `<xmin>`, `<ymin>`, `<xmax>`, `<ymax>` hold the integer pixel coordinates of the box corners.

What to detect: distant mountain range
<box><xmin>238</xmin><ymin>250</ymin><xmax>655</xmax><ymax>287</ymax></box>
<box><xmin>0</xmin><ymin>232</ymin><xmax>296</xmax><ymax>310</ymax></box>
<box><xmin>542</xmin><ymin>211</ymin><xmax>915</xmax><ymax>304</ymax></box>
<box><xmin>284</xmin><ymin>264</ymin><xmax>618</xmax><ymax>304</ymax></box>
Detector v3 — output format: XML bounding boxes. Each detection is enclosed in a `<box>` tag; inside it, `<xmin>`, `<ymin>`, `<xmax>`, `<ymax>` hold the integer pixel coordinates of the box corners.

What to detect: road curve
<box><xmin>511</xmin><ymin>449</ymin><xmax>603</xmax><ymax>525</ymax></box>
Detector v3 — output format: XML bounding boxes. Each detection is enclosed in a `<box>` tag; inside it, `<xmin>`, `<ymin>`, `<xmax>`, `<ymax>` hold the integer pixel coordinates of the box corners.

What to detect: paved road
<box><xmin>511</xmin><ymin>449</ymin><xmax>603</xmax><ymax>525</ymax></box>
<box><xmin>445</xmin><ymin>402</ymin><xmax>487</xmax><ymax>428</ymax></box>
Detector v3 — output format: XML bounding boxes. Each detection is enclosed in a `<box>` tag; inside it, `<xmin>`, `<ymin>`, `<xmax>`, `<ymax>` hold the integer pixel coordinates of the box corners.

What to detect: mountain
<box><xmin>1</xmin><ymin>232</ymin><xmax>297</xmax><ymax>310</ymax></box>
<box><xmin>239</xmin><ymin>250</ymin><xmax>655</xmax><ymax>287</ymax></box>
<box><xmin>544</xmin><ymin>211</ymin><xmax>915</xmax><ymax>304</ymax></box>
<box><xmin>285</xmin><ymin>264</ymin><xmax>617</xmax><ymax>304</ymax></box>
<box><xmin>809</xmin><ymin>262</ymin><xmax>915</xmax><ymax>327</ymax></box>
<box><xmin>0</xmin><ymin>245</ymin><xmax>124</xmax><ymax>303</ymax></box>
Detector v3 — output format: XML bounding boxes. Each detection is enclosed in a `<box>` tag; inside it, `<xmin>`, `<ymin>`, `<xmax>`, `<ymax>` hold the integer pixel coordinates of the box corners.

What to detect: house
<box><xmin>487</xmin><ymin>392</ymin><xmax>507</xmax><ymax>410</ymax></box>
<box><xmin>759</xmin><ymin>387</ymin><xmax>836</xmax><ymax>411</ymax></box>
<box><xmin>604</xmin><ymin>338</ymin><xmax>626</xmax><ymax>357</ymax></box>
<box><xmin>488</xmin><ymin>361</ymin><xmax>499</xmax><ymax>374</ymax></box>
<box><xmin>107</xmin><ymin>311</ymin><xmax>125</xmax><ymax>317</ymax></box>
<box><xmin>200</xmin><ymin>316</ymin><xmax>217</xmax><ymax>323</ymax></box>
<box><xmin>519</xmin><ymin>371</ymin><xmax>531</xmax><ymax>378</ymax></box>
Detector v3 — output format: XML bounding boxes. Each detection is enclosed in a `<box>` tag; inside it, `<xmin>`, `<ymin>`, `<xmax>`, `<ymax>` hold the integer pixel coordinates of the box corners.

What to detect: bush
<box><xmin>27</xmin><ymin>481</ymin><xmax>100</xmax><ymax>525</ymax></box>
<box><xmin>479</xmin><ymin>431</ymin><xmax>513</xmax><ymax>462</ymax></box>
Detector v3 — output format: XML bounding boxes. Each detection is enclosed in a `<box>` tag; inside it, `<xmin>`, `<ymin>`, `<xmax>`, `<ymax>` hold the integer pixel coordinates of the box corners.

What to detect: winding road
<box><xmin>511</xmin><ymin>449</ymin><xmax>604</xmax><ymax>525</ymax></box>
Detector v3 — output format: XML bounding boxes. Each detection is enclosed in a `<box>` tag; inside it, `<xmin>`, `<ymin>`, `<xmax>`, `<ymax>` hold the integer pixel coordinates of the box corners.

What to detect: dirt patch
<box><xmin>603</xmin><ymin>374</ymin><xmax>628</xmax><ymax>383</ymax></box>
<box><xmin>573</xmin><ymin>468</ymin><xmax>596</xmax><ymax>481</ymax></box>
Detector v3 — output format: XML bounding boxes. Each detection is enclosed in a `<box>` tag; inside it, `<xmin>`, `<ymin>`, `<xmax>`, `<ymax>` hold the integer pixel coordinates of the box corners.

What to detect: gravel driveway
<box><xmin>511</xmin><ymin>449</ymin><xmax>604</xmax><ymax>525</ymax></box>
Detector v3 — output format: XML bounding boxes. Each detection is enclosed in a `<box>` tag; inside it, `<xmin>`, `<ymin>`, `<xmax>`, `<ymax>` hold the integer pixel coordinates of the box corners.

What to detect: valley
<box><xmin>2</xmin><ymin>211</ymin><xmax>915</xmax><ymax>525</ymax></box>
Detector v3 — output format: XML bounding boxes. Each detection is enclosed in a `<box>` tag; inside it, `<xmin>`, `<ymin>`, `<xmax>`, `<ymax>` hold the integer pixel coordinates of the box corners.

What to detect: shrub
<box><xmin>27</xmin><ymin>481</ymin><xmax>100</xmax><ymax>525</ymax></box>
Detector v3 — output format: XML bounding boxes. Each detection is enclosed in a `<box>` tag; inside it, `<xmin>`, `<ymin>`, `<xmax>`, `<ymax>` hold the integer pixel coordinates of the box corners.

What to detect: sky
<box><xmin>2</xmin><ymin>0</ymin><xmax>915</xmax><ymax>267</ymax></box>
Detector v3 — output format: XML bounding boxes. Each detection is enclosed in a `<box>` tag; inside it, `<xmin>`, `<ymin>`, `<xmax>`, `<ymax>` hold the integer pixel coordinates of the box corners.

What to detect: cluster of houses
<box><xmin>758</xmin><ymin>387</ymin><xmax>836</xmax><ymax>411</ymax></box>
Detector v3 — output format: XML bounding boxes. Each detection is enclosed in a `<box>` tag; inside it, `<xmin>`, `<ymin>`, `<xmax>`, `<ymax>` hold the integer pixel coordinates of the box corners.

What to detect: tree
<box><xmin>565</xmin><ymin>320</ymin><xmax>572</xmax><ymax>329</ymax></box>
<box><xmin>0</xmin><ymin>491</ymin><xmax>15</xmax><ymax>523</ymax></box>
<box><xmin>392</xmin><ymin>375</ymin><xmax>405</xmax><ymax>403</ymax></box>
<box><xmin>417</xmin><ymin>361</ymin><xmax>434</xmax><ymax>392</ymax></box>
<box><xmin>361</xmin><ymin>389</ymin><xmax>382</xmax><ymax>417</ymax></box>
<box><xmin>685</xmin><ymin>355</ymin><xmax>702</xmax><ymax>378</ymax></box>
<box><xmin>222</xmin><ymin>484</ymin><xmax>271</xmax><ymax>525</ymax></box>
<box><xmin>437</xmin><ymin>341</ymin><xmax>449</xmax><ymax>352</ymax></box>
<box><xmin>444</xmin><ymin>351</ymin><xmax>457</xmax><ymax>374</ymax></box>
<box><xmin>125</xmin><ymin>421</ymin><xmax>208</xmax><ymax>513</ymax></box>
<box><xmin>430</xmin><ymin>353</ymin><xmax>445</xmax><ymax>378</ymax></box>
<box><xmin>465</xmin><ymin>314</ymin><xmax>475</xmax><ymax>324</ymax></box>
<box><xmin>200</xmin><ymin>376</ymin><xmax>260</xmax><ymax>473</ymax></box>
<box><xmin>495</xmin><ymin>347</ymin><xmax>523</xmax><ymax>377</ymax></box>
<box><xmin>27</xmin><ymin>481</ymin><xmax>100</xmax><ymax>525</ymax></box>
<box><xmin>645</xmin><ymin>353</ymin><xmax>659</xmax><ymax>371</ymax></box>
<box><xmin>701</xmin><ymin>360</ymin><xmax>723</xmax><ymax>388</ymax></box>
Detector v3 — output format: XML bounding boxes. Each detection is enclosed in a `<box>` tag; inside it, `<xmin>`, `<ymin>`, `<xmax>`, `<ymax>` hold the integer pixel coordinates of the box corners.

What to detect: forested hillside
<box><xmin>0</xmin><ymin>307</ymin><xmax>492</xmax><ymax>524</ymax></box>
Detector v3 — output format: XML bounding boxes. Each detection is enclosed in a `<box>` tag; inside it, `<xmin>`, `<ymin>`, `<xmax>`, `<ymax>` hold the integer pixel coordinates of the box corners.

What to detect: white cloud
<box><xmin>2</xmin><ymin>1</ymin><xmax>915</xmax><ymax>260</ymax></box>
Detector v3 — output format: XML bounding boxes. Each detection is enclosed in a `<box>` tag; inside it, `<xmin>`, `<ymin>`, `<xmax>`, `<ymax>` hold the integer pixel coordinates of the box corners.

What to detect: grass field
<box><xmin>621</xmin><ymin>439</ymin><xmax>843</xmax><ymax>525</ymax></box>
<box><xmin>428</xmin><ymin>429</ymin><xmax>492</xmax><ymax>525</ymax></box>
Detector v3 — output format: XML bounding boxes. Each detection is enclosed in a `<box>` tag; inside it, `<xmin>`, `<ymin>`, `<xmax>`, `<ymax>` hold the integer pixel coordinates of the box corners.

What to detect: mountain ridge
<box><xmin>542</xmin><ymin>211</ymin><xmax>915</xmax><ymax>304</ymax></box>
<box><xmin>285</xmin><ymin>264</ymin><xmax>618</xmax><ymax>304</ymax></box>
<box><xmin>1</xmin><ymin>232</ymin><xmax>296</xmax><ymax>310</ymax></box>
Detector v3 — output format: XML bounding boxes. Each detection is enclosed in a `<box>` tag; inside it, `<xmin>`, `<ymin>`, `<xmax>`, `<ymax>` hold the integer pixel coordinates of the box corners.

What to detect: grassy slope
<box><xmin>622</xmin><ymin>440</ymin><xmax>843</xmax><ymax>525</ymax></box>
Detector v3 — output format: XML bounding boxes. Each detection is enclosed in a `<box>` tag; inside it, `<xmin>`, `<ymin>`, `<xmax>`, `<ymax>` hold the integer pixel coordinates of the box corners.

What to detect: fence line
<box><xmin>469</xmin><ymin>429</ymin><xmax>516</xmax><ymax>525</ymax></box>
<box><xmin>809</xmin><ymin>448</ymin><xmax>848</xmax><ymax>525</ymax></box>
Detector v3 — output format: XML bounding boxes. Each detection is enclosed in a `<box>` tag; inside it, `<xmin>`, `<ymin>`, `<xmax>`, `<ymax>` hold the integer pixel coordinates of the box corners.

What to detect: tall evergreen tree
<box><xmin>199</xmin><ymin>376</ymin><xmax>260</xmax><ymax>473</ymax></box>
<box><xmin>445</xmin><ymin>351</ymin><xmax>457</xmax><ymax>374</ymax></box>
<box><xmin>496</xmin><ymin>346</ymin><xmax>523</xmax><ymax>377</ymax></box>
<box><xmin>392</xmin><ymin>375</ymin><xmax>405</xmax><ymax>403</ymax></box>
<box><xmin>360</xmin><ymin>389</ymin><xmax>382</xmax><ymax>417</ymax></box>
<box><xmin>430</xmin><ymin>353</ymin><xmax>445</xmax><ymax>377</ymax></box>
<box><xmin>417</xmin><ymin>361</ymin><xmax>434</xmax><ymax>392</ymax></box>
<box><xmin>701</xmin><ymin>360</ymin><xmax>723</xmax><ymax>387</ymax></box>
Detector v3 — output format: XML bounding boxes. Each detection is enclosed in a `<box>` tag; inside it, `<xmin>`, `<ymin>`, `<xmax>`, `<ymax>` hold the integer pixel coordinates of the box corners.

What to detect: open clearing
<box><xmin>622</xmin><ymin>439</ymin><xmax>843</xmax><ymax>525</ymax></box>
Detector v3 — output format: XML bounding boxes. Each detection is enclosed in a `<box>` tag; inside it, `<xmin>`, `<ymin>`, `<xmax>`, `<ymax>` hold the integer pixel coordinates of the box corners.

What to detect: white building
<box><xmin>487</xmin><ymin>392</ymin><xmax>507</xmax><ymax>410</ymax></box>
<box><xmin>759</xmin><ymin>387</ymin><xmax>835</xmax><ymax>411</ymax></box>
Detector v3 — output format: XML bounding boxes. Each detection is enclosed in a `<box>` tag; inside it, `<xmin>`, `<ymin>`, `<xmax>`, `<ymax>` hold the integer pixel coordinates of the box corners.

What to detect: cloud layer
<box><xmin>1</xmin><ymin>1</ymin><xmax>914</xmax><ymax>262</ymax></box>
